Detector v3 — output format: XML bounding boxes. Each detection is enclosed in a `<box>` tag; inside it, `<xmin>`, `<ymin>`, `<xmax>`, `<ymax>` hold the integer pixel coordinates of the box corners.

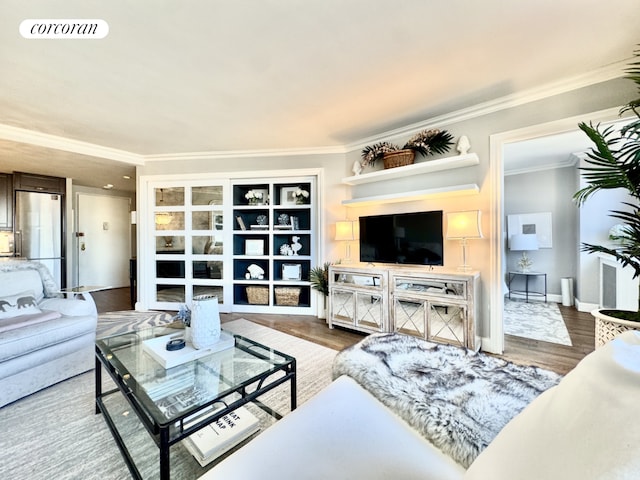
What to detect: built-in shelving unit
<box><xmin>232</xmin><ymin>178</ymin><xmax>316</xmax><ymax>314</ymax></box>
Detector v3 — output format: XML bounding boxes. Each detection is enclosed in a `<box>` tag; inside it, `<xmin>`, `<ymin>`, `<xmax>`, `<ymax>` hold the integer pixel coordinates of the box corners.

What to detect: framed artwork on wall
<box><xmin>507</xmin><ymin>212</ymin><xmax>553</xmax><ymax>248</ymax></box>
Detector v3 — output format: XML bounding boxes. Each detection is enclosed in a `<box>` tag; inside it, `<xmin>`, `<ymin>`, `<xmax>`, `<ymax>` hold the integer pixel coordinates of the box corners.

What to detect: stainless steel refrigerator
<box><xmin>15</xmin><ymin>191</ymin><xmax>64</xmax><ymax>287</ymax></box>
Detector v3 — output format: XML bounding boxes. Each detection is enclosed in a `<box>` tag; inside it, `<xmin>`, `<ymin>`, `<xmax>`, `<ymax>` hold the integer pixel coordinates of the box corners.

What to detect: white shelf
<box><xmin>342</xmin><ymin>152</ymin><xmax>479</xmax><ymax>186</ymax></box>
<box><xmin>342</xmin><ymin>183</ymin><xmax>479</xmax><ymax>207</ymax></box>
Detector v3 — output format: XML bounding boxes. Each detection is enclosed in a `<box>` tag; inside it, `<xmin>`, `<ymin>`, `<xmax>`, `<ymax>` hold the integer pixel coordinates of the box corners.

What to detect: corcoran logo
<box><xmin>20</xmin><ymin>19</ymin><xmax>109</xmax><ymax>39</ymax></box>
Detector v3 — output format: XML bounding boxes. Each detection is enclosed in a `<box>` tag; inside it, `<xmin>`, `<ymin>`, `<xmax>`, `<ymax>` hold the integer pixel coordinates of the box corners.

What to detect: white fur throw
<box><xmin>332</xmin><ymin>333</ymin><xmax>561</xmax><ymax>468</ymax></box>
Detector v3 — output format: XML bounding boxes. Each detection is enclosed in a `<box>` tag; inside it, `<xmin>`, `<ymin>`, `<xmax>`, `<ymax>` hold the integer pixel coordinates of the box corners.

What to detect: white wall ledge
<box><xmin>342</xmin><ymin>152</ymin><xmax>479</xmax><ymax>186</ymax></box>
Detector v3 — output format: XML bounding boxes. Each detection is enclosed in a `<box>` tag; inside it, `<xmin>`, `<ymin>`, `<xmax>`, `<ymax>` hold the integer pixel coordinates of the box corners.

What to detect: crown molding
<box><xmin>0</xmin><ymin>59</ymin><xmax>628</xmax><ymax>164</ymax></box>
<box><xmin>0</xmin><ymin>124</ymin><xmax>144</xmax><ymax>165</ymax></box>
<box><xmin>143</xmin><ymin>145</ymin><xmax>346</xmax><ymax>162</ymax></box>
<box><xmin>504</xmin><ymin>155</ymin><xmax>579</xmax><ymax>177</ymax></box>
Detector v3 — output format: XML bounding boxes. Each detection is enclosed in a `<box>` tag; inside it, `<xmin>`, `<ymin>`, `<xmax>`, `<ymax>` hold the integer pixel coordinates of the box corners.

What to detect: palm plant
<box><xmin>309</xmin><ymin>262</ymin><xmax>331</xmax><ymax>296</ymax></box>
<box><xmin>573</xmin><ymin>46</ymin><xmax>640</xmax><ymax>320</ymax></box>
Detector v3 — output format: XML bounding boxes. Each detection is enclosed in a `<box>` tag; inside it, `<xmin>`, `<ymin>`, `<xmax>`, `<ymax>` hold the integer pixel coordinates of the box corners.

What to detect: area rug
<box><xmin>0</xmin><ymin>319</ymin><xmax>337</xmax><ymax>480</ymax></box>
<box><xmin>503</xmin><ymin>298</ymin><xmax>572</xmax><ymax>346</ymax></box>
<box><xmin>333</xmin><ymin>332</ymin><xmax>562</xmax><ymax>468</ymax></box>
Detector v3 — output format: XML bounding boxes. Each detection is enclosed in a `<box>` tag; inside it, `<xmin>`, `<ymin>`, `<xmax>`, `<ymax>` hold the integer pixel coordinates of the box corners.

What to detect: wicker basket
<box><xmin>246</xmin><ymin>286</ymin><xmax>269</xmax><ymax>305</ymax></box>
<box><xmin>275</xmin><ymin>287</ymin><xmax>301</xmax><ymax>306</ymax></box>
<box><xmin>383</xmin><ymin>149</ymin><xmax>415</xmax><ymax>169</ymax></box>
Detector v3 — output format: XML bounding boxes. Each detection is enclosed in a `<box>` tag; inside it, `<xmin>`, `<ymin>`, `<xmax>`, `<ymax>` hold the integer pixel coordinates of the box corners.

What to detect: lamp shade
<box><xmin>335</xmin><ymin>221</ymin><xmax>355</xmax><ymax>241</ymax></box>
<box><xmin>446</xmin><ymin>210</ymin><xmax>483</xmax><ymax>240</ymax></box>
<box><xmin>510</xmin><ymin>233</ymin><xmax>539</xmax><ymax>251</ymax></box>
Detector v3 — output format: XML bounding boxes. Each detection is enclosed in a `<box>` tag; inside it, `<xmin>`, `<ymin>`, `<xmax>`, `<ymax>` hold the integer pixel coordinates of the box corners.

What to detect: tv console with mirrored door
<box><xmin>328</xmin><ymin>263</ymin><xmax>480</xmax><ymax>350</ymax></box>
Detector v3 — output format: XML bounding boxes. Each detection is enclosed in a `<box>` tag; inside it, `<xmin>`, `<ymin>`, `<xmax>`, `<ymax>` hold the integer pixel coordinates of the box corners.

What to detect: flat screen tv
<box><xmin>359</xmin><ymin>211</ymin><xmax>443</xmax><ymax>265</ymax></box>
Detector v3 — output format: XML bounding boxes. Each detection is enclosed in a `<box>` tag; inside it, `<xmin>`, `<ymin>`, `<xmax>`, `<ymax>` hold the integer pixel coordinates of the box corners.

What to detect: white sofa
<box><xmin>0</xmin><ymin>260</ymin><xmax>97</xmax><ymax>407</ymax></box>
<box><xmin>201</xmin><ymin>330</ymin><xmax>640</xmax><ymax>480</ymax></box>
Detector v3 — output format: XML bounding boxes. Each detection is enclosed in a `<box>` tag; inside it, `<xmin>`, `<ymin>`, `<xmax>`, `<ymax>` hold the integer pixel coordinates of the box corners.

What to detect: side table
<box><xmin>507</xmin><ymin>272</ymin><xmax>547</xmax><ymax>303</ymax></box>
<box><xmin>57</xmin><ymin>285</ymin><xmax>111</xmax><ymax>314</ymax></box>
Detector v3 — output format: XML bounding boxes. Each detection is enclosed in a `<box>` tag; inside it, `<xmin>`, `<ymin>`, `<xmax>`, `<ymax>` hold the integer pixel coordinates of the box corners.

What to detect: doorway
<box><xmin>487</xmin><ymin>107</ymin><xmax>623</xmax><ymax>353</ymax></box>
<box><xmin>76</xmin><ymin>193</ymin><xmax>131</xmax><ymax>288</ymax></box>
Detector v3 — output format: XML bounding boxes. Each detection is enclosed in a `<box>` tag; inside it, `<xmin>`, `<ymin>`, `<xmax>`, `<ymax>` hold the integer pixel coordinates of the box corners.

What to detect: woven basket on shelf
<box><xmin>383</xmin><ymin>149</ymin><xmax>415</xmax><ymax>169</ymax></box>
<box><xmin>275</xmin><ymin>287</ymin><xmax>301</xmax><ymax>306</ymax></box>
<box><xmin>246</xmin><ymin>286</ymin><xmax>269</xmax><ymax>305</ymax></box>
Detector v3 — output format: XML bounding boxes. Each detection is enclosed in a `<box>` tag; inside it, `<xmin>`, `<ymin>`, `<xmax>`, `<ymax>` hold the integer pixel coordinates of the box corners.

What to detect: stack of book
<box><xmin>183</xmin><ymin>406</ymin><xmax>260</xmax><ymax>466</ymax></box>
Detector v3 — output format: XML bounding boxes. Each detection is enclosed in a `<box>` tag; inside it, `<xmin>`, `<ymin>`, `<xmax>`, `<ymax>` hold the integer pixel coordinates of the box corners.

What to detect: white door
<box><xmin>77</xmin><ymin>193</ymin><xmax>131</xmax><ymax>287</ymax></box>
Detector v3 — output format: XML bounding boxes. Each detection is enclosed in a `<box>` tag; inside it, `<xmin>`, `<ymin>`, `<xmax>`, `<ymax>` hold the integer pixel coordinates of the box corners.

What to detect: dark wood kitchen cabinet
<box><xmin>0</xmin><ymin>173</ymin><xmax>13</xmax><ymax>230</ymax></box>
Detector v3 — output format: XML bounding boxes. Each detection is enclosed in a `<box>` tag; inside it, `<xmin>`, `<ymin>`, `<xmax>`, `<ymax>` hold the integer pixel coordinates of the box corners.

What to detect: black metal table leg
<box><xmin>160</xmin><ymin>427</ymin><xmax>170</xmax><ymax>480</ymax></box>
<box><xmin>95</xmin><ymin>352</ymin><xmax>102</xmax><ymax>414</ymax></box>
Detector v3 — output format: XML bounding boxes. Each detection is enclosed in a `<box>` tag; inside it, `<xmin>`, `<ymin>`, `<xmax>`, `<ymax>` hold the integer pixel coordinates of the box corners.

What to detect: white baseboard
<box><xmin>575</xmin><ymin>298</ymin><xmax>598</xmax><ymax>313</ymax></box>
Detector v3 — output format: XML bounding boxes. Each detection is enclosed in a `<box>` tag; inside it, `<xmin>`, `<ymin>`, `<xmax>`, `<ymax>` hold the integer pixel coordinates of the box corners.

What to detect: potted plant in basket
<box><xmin>310</xmin><ymin>262</ymin><xmax>331</xmax><ymax>319</ymax></box>
<box><xmin>573</xmin><ymin>46</ymin><xmax>640</xmax><ymax>344</ymax></box>
<box><xmin>360</xmin><ymin>128</ymin><xmax>454</xmax><ymax>169</ymax></box>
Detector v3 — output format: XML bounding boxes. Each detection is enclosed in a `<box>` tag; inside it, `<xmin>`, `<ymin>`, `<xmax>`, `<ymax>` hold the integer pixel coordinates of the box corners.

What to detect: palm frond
<box><xmin>573</xmin><ymin>122</ymin><xmax>640</xmax><ymax>204</ymax></box>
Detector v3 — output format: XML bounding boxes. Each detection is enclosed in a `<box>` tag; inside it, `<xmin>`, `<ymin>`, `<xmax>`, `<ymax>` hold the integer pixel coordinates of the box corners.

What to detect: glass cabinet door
<box><xmin>429</xmin><ymin>303</ymin><xmax>466</xmax><ymax>347</ymax></box>
<box><xmin>152</xmin><ymin>183</ymin><xmax>228</xmax><ymax>308</ymax></box>
<box><xmin>355</xmin><ymin>291</ymin><xmax>385</xmax><ymax>331</ymax></box>
<box><xmin>394</xmin><ymin>298</ymin><xmax>427</xmax><ymax>337</ymax></box>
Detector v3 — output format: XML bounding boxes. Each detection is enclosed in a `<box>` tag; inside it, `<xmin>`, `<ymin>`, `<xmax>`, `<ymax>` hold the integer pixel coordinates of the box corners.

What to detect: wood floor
<box><xmin>92</xmin><ymin>287</ymin><xmax>594</xmax><ymax>375</ymax></box>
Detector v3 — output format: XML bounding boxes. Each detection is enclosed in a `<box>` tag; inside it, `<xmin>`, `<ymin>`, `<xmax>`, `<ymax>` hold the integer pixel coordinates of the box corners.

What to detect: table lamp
<box><xmin>335</xmin><ymin>220</ymin><xmax>356</xmax><ymax>262</ymax></box>
<box><xmin>509</xmin><ymin>233</ymin><xmax>539</xmax><ymax>272</ymax></box>
<box><xmin>446</xmin><ymin>210</ymin><xmax>483</xmax><ymax>271</ymax></box>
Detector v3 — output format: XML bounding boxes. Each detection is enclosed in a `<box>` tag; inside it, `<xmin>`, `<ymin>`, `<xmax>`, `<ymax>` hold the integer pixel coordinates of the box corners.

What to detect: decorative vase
<box><xmin>316</xmin><ymin>291</ymin><xmax>326</xmax><ymax>319</ymax></box>
<box><xmin>184</xmin><ymin>325</ymin><xmax>192</xmax><ymax>344</ymax></box>
<box><xmin>190</xmin><ymin>295</ymin><xmax>221</xmax><ymax>349</ymax></box>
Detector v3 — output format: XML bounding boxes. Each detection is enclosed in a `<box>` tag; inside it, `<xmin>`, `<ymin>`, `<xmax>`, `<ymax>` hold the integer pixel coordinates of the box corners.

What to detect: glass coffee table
<box><xmin>95</xmin><ymin>324</ymin><xmax>296</xmax><ymax>480</ymax></box>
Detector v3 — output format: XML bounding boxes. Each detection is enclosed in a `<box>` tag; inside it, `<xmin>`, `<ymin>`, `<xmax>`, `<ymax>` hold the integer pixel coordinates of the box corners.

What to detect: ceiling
<box><xmin>1</xmin><ymin>1</ymin><xmax>639</xmax><ymax>192</ymax></box>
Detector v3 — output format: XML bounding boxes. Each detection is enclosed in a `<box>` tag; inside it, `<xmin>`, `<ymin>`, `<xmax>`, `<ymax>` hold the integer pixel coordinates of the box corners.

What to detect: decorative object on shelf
<box><xmin>290</xmin><ymin>215</ymin><xmax>300</xmax><ymax>230</ymax></box>
<box><xmin>456</xmin><ymin>135</ymin><xmax>471</xmax><ymax>155</ymax></box>
<box><xmin>352</xmin><ymin>159</ymin><xmax>363</xmax><ymax>175</ymax></box>
<box><xmin>280</xmin><ymin>243</ymin><xmax>293</xmax><ymax>256</ymax></box>
<box><xmin>509</xmin><ymin>233</ymin><xmax>538</xmax><ymax>273</ymax></box>
<box><xmin>276</xmin><ymin>185</ymin><xmax>309</xmax><ymax>205</ymax></box>
<box><xmin>275</xmin><ymin>287</ymin><xmax>301</xmax><ymax>306</ymax></box>
<box><xmin>246</xmin><ymin>263</ymin><xmax>265</xmax><ymax>279</ymax></box>
<box><xmin>256</xmin><ymin>214</ymin><xmax>268</xmax><ymax>226</ymax></box>
<box><xmin>245</xmin><ymin>239</ymin><xmax>264</xmax><ymax>256</ymax></box>
<box><xmin>335</xmin><ymin>220</ymin><xmax>356</xmax><ymax>262</ymax></box>
<box><xmin>292</xmin><ymin>187</ymin><xmax>309</xmax><ymax>205</ymax></box>
<box><xmin>279</xmin><ymin>235</ymin><xmax>301</xmax><ymax>256</ymax></box>
<box><xmin>190</xmin><ymin>295</ymin><xmax>221</xmax><ymax>349</ymax></box>
<box><xmin>278</xmin><ymin>213</ymin><xmax>290</xmax><ymax>226</ymax></box>
<box><xmin>236</xmin><ymin>216</ymin><xmax>246</xmax><ymax>230</ymax></box>
<box><xmin>245</xmin><ymin>189</ymin><xmax>265</xmax><ymax>205</ymax></box>
<box><xmin>573</xmin><ymin>47</ymin><xmax>640</xmax><ymax>330</ymax></box>
<box><xmin>360</xmin><ymin>129</ymin><xmax>454</xmax><ymax>169</ymax></box>
<box><xmin>246</xmin><ymin>286</ymin><xmax>269</xmax><ymax>305</ymax></box>
<box><xmin>290</xmin><ymin>235</ymin><xmax>302</xmax><ymax>255</ymax></box>
<box><xmin>282</xmin><ymin>263</ymin><xmax>302</xmax><ymax>281</ymax></box>
<box><xmin>446</xmin><ymin>210</ymin><xmax>483</xmax><ymax>271</ymax></box>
